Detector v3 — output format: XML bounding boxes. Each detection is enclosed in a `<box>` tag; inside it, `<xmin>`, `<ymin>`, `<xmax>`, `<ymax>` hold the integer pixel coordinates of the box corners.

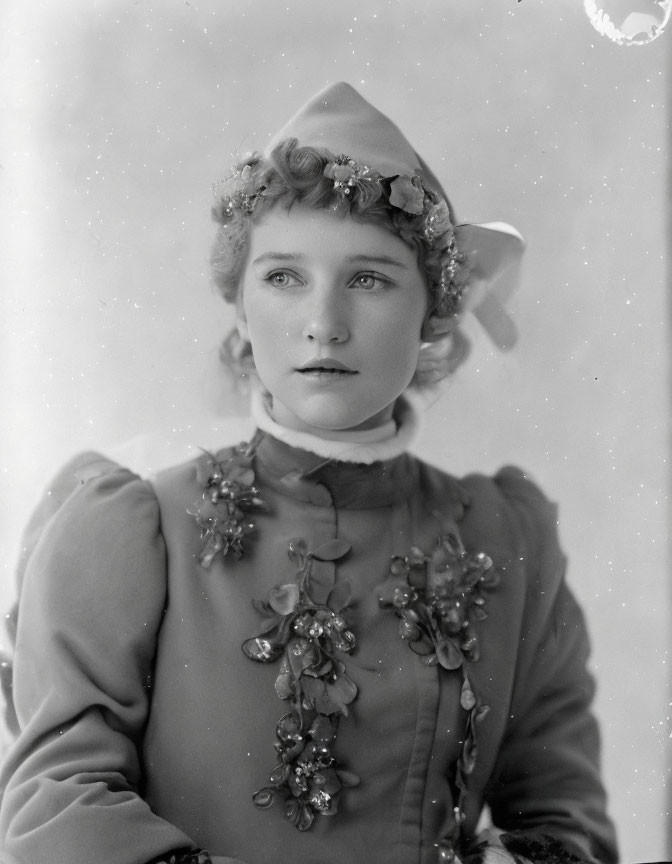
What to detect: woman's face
<box><xmin>238</xmin><ymin>203</ymin><xmax>428</xmax><ymax>435</ymax></box>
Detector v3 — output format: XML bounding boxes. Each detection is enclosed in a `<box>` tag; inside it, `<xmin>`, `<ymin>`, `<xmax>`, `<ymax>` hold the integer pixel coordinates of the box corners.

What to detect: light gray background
<box><xmin>1</xmin><ymin>1</ymin><xmax>669</xmax><ymax>860</ymax></box>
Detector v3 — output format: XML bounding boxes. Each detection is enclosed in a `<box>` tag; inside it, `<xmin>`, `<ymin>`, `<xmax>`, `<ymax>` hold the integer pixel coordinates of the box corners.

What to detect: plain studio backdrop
<box><xmin>0</xmin><ymin>1</ymin><xmax>669</xmax><ymax>861</ymax></box>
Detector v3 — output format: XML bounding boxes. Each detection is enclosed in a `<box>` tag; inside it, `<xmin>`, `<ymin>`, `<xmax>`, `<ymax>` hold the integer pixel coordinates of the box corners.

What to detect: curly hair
<box><xmin>210</xmin><ymin>139</ymin><xmax>470</xmax><ymax>388</ymax></box>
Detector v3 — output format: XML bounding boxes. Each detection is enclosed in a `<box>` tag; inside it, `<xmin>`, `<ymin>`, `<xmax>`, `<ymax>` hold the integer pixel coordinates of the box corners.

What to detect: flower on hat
<box><xmin>323</xmin><ymin>160</ymin><xmax>358</xmax><ymax>185</ymax></box>
<box><xmin>425</xmin><ymin>200</ymin><xmax>454</xmax><ymax>242</ymax></box>
<box><xmin>211</xmin><ymin>155</ymin><xmax>266</xmax><ymax>223</ymax></box>
<box><xmin>323</xmin><ymin>155</ymin><xmax>377</xmax><ymax>200</ymax></box>
<box><xmin>388</xmin><ymin>175</ymin><xmax>426</xmax><ymax>215</ymax></box>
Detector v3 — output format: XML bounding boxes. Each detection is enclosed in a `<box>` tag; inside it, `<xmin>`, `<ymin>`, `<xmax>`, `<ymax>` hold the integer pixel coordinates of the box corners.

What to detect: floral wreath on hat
<box><xmin>211</xmin><ymin>150</ymin><xmax>471</xmax><ymax>327</ymax></box>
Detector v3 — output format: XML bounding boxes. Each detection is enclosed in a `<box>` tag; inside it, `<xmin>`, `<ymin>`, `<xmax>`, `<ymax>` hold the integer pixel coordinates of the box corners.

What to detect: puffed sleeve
<box><xmin>483</xmin><ymin>468</ymin><xmax>618</xmax><ymax>863</ymax></box>
<box><xmin>0</xmin><ymin>454</ymin><xmax>224</xmax><ymax>864</ymax></box>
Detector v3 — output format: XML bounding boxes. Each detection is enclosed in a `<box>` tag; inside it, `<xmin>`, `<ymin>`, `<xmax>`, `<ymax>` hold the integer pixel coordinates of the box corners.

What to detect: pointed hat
<box><xmin>267</xmin><ymin>82</ymin><xmax>524</xmax><ymax>349</ymax></box>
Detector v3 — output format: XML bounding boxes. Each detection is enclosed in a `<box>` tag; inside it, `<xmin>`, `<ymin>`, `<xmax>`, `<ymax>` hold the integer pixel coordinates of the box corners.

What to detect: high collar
<box><xmin>250</xmin><ymin>388</ymin><xmax>421</xmax><ymax>465</ymax></box>
<box><xmin>242</xmin><ymin>388</ymin><xmax>422</xmax><ymax>509</ymax></box>
<box><xmin>250</xmin><ymin>430</ymin><xmax>419</xmax><ymax>509</ymax></box>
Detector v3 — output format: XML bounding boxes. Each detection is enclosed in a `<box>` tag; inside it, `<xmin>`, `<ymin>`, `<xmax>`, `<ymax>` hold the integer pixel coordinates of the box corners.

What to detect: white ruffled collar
<box><xmin>250</xmin><ymin>388</ymin><xmax>420</xmax><ymax>465</ymax></box>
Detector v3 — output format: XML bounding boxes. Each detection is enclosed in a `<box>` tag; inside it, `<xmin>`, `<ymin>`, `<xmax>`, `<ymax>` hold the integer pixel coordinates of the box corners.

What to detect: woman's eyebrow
<box><xmin>345</xmin><ymin>254</ymin><xmax>408</xmax><ymax>268</ymax></box>
<box><xmin>252</xmin><ymin>252</ymin><xmax>303</xmax><ymax>265</ymax></box>
<box><xmin>251</xmin><ymin>252</ymin><xmax>408</xmax><ymax>268</ymax></box>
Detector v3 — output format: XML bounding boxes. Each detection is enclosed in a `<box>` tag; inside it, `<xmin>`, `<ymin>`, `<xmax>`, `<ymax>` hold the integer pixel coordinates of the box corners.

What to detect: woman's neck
<box><xmin>250</xmin><ymin>388</ymin><xmax>419</xmax><ymax>464</ymax></box>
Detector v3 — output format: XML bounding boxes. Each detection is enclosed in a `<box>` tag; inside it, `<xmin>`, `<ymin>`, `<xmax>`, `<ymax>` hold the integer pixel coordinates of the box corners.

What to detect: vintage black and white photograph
<box><xmin>0</xmin><ymin>2</ymin><xmax>668</xmax><ymax>863</ymax></box>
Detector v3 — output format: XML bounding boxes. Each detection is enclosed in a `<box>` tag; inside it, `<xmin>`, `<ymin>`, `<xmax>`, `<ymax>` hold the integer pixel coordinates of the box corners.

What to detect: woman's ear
<box><xmin>235</xmin><ymin>280</ymin><xmax>251</xmax><ymax>342</ymax></box>
<box><xmin>236</xmin><ymin>312</ymin><xmax>250</xmax><ymax>342</ymax></box>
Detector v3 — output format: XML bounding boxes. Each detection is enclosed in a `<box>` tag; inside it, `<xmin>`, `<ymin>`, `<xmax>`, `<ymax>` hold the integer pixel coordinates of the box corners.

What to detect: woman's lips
<box><xmin>297</xmin><ymin>359</ymin><xmax>357</xmax><ymax>376</ymax></box>
<box><xmin>298</xmin><ymin>368</ymin><xmax>358</xmax><ymax>380</ymax></box>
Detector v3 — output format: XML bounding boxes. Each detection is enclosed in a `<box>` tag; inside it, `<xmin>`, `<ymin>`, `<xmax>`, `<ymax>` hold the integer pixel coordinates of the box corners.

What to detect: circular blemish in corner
<box><xmin>584</xmin><ymin>0</ymin><xmax>671</xmax><ymax>45</ymax></box>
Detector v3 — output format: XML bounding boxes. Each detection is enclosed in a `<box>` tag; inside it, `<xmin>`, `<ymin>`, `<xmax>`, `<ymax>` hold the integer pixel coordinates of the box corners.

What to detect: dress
<box><xmin>0</xmin><ymin>409</ymin><xmax>618</xmax><ymax>864</ymax></box>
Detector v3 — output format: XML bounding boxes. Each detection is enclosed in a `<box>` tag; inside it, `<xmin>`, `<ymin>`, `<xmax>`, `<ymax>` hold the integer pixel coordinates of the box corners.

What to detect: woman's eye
<box><xmin>265</xmin><ymin>271</ymin><xmax>301</xmax><ymax>288</ymax></box>
<box><xmin>352</xmin><ymin>273</ymin><xmax>387</xmax><ymax>290</ymax></box>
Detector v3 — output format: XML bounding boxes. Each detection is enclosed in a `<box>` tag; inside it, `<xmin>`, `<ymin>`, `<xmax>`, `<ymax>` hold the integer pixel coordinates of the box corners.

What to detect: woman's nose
<box><xmin>301</xmin><ymin>291</ymin><xmax>349</xmax><ymax>344</ymax></box>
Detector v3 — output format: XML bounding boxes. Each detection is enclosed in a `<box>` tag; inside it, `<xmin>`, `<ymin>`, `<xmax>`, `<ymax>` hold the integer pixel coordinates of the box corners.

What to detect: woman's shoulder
<box><xmin>38</xmin><ymin>450</ymin><xmax>159</xmax><ymax>519</ymax></box>
<box><xmin>38</xmin><ymin>432</ymin><xmax>250</xmax><ymax>528</ymax></box>
<box><xmin>414</xmin><ymin>457</ymin><xmax>564</xmax><ymax>577</ymax></box>
<box><xmin>415</xmin><ymin>458</ymin><xmax>558</xmax><ymax>522</ymax></box>
<box><xmin>27</xmin><ymin>435</ymin><xmax>251</xmax><ymax>558</ymax></box>
<box><xmin>459</xmin><ymin>464</ymin><xmax>559</xmax><ymax>526</ymax></box>
<box><xmin>16</xmin><ymin>452</ymin><xmax>165</xmax><ymax>595</ymax></box>
<box><xmin>149</xmin><ymin>444</ymin><xmax>240</xmax><ymax>510</ymax></box>
<box><xmin>457</xmin><ymin>467</ymin><xmax>567</xmax><ymax>614</ymax></box>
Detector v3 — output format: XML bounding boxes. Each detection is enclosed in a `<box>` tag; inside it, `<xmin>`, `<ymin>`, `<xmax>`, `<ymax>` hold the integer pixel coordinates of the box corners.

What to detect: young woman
<box><xmin>0</xmin><ymin>83</ymin><xmax>618</xmax><ymax>864</ymax></box>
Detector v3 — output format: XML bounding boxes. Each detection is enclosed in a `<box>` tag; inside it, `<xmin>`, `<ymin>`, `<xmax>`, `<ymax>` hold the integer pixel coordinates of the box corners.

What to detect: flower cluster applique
<box><xmin>211</xmin><ymin>158</ymin><xmax>267</xmax><ymax>221</ymax></box>
<box><xmin>322</xmin><ymin>155</ymin><xmax>377</xmax><ymax>198</ymax></box>
<box><xmin>376</xmin><ymin>530</ymin><xmax>498</xmax><ymax>862</ymax></box>
<box><xmin>242</xmin><ymin>538</ymin><xmax>360</xmax><ymax>831</ymax></box>
<box><xmin>189</xmin><ymin>436</ymin><xmax>269</xmax><ymax>566</ymax></box>
<box><xmin>377</xmin><ymin>532</ymin><xmax>498</xmax><ymax>668</ymax></box>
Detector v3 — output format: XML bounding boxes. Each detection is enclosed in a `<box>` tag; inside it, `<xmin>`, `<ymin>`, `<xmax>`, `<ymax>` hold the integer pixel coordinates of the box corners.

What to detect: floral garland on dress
<box><xmin>243</xmin><ymin>537</ymin><xmax>360</xmax><ymax>830</ymax></box>
<box><xmin>188</xmin><ymin>434</ymin><xmax>268</xmax><ymax>565</ymax></box>
<box><xmin>376</xmin><ymin>531</ymin><xmax>499</xmax><ymax>861</ymax></box>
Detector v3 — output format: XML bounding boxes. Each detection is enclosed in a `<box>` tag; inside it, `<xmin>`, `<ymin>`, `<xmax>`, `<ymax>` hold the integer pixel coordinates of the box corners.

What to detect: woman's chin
<box><xmin>269</xmin><ymin>398</ymin><xmax>395</xmax><ymax>436</ymax></box>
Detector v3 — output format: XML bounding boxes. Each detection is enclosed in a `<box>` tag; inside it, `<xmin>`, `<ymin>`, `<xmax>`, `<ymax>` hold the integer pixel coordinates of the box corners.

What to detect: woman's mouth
<box><xmin>297</xmin><ymin>359</ymin><xmax>358</xmax><ymax>377</ymax></box>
